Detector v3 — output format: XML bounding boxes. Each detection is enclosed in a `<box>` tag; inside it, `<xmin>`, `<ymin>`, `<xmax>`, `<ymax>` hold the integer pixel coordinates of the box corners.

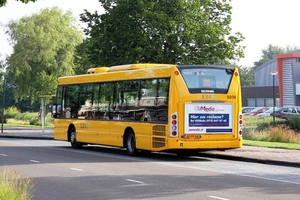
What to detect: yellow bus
<box><xmin>52</xmin><ymin>63</ymin><xmax>243</xmax><ymax>156</ymax></box>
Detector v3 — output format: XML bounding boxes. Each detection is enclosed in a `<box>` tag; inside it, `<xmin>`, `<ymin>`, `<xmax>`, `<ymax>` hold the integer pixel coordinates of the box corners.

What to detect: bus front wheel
<box><xmin>125</xmin><ymin>130</ymin><xmax>138</xmax><ymax>156</ymax></box>
<box><xmin>70</xmin><ymin>127</ymin><xmax>82</xmax><ymax>149</ymax></box>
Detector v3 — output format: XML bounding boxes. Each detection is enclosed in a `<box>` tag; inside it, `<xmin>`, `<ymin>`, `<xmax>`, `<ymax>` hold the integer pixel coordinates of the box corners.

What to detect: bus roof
<box><xmin>87</xmin><ymin>67</ymin><xmax>109</xmax><ymax>74</ymax></box>
<box><xmin>85</xmin><ymin>64</ymin><xmax>174</xmax><ymax>74</ymax></box>
<box><xmin>58</xmin><ymin>63</ymin><xmax>236</xmax><ymax>85</ymax></box>
<box><xmin>58</xmin><ymin>64</ymin><xmax>175</xmax><ymax>85</ymax></box>
<box><xmin>107</xmin><ymin>63</ymin><xmax>174</xmax><ymax>72</ymax></box>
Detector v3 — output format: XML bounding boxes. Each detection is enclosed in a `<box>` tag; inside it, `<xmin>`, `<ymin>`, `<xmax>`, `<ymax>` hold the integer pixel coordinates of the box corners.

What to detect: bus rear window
<box><xmin>179</xmin><ymin>67</ymin><xmax>234</xmax><ymax>94</ymax></box>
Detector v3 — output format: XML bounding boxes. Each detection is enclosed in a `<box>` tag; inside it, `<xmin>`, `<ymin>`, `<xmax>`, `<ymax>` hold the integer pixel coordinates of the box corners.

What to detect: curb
<box><xmin>0</xmin><ymin>135</ymin><xmax>54</xmax><ymax>140</ymax></box>
<box><xmin>198</xmin><ymin>152</ymin><xmax>300</xmax><ymax>168</ymax></box>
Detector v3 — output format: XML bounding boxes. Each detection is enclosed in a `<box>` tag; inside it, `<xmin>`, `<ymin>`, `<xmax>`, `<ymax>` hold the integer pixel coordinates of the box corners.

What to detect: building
<box><xmin>242</xmin><ymin>50</ymin><xmax>300</xmax><ymax>107</ymax></box>
<box><xmin>242</xmin><ymin>86</ymin><xmax>279</xmax><ymax>107</ymax></box>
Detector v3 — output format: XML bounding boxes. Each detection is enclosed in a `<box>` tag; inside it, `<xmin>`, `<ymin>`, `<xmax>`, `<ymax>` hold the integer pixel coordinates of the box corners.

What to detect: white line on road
<box><xmin>125</xmin><ymin>179</ymin><xmax>144</xmax><ymax>184</ymax></box>
<box><xmin>30</xmin><ymin>160</ymin><xmax>40</xmax><ymax>163</ymax></box>
<box><xmin>0</xmin><ymin>154</ymin><xmax>7</xmax><ymax>156</ymax></box>
<box><xmin>208</xmin><ymin>196</ymin><xmax>230</xmax><ymax>200</ymax></box>
<box><xmin>70</xmin><ymin>168</ymin><xmax>84</xmax><ymax>172</ymax></box>
<box><xmin>5</xmin><ymin>140</ymin><xmax>299</xmax><ymax>186</ymax></box>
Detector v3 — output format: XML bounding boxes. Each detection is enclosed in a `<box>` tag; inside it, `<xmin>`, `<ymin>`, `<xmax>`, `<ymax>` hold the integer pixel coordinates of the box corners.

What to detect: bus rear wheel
<box><xmin>70</xmin><ymin>127</ymin><xmax>82</xmax><ymax>149</ymax></box>
<box><xmin>125</xmin><ymin>130</ymin><xmax>138</xmax><ymax>156</ymax></box>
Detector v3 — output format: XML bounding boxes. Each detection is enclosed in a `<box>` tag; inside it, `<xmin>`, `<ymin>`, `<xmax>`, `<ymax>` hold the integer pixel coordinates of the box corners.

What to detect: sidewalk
<box><xmin>0</xmin><ymin>127</ymin><xmax>53</xmax><ymax>140</ymax></box>
<box><xmin>0</xmin><ymin>127</ymin><xmax>299</xmax><ymax>168</ymax></box>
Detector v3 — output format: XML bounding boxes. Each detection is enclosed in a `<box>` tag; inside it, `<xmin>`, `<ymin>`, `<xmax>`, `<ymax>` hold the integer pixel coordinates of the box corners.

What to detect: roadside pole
<box><xmin>40</xmin><ymin>95</ymin><xmax>54</xmax><ymax>135</ymax></box>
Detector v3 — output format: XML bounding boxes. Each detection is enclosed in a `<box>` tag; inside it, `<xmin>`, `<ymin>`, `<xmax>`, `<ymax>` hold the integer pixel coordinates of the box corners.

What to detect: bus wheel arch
<box><xmin>123</xmin><ymin>127</ymin><xmax>138</xmax><ymax>156</ymax></box>
<box><xmin>68</xmin><ymin>124</ymin><xmax>82</xmax><ymax>149</ymax></box>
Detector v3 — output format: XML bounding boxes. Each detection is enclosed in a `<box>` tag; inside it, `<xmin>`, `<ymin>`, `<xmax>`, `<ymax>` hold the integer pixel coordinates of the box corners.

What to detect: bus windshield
<box><xmin>179</xmin><ymin>66</ymin><xmax>234</xmax><ymax>93</ymax></box>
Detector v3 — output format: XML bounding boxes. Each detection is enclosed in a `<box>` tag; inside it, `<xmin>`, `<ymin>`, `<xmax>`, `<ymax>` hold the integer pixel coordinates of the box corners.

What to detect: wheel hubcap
<box><xmin>71</xmin><ymin>131</ymin><xmax>76</xmax><ymax>142</ymax></box>
<box><xmin>127</xmin><ymin>134</ymin><xmax>135</xmax><ymax>152</ymax></box>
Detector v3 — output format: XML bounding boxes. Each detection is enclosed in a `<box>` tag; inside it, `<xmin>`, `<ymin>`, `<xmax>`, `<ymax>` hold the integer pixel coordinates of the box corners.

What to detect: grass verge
<box><xmin>243</xmin><ymin>140</ymin><xmax>300</xmax><ymax>150</ymax></box>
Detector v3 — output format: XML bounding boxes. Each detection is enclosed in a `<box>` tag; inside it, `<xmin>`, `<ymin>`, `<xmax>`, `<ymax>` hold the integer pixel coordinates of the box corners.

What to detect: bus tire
<box><xmin>125</xmin><ymin>130</ymin><xmax>138</xmax><ymax>156</ymax></box>
<box><xmin>70</xmin><ymin>127</ymin><xmax>82</xmax><ymax>149</ymax></box>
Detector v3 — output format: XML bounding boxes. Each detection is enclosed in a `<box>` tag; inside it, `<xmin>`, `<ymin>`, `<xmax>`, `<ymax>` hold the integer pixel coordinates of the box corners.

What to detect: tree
<box><xmin>79</xmin><ymin>0</ymin><xmax>244</xmax><ymax>69</ymax></box>
<box><xmin>238</xmin><ymin>65</ymin><xmax>254</xmax><ymax>87</ymax></box>
<box><xmin>254</xmin><ymin>44</ymin><xmax>298</xmax><ymax>68</ymax></box>
<box><xmin>73</xmin><ymin>39</ymin><xmax>95</xmax><ymax>75</ymax></box>
<box><xmin>5</xmin><ymin>7</ymin><xmax>83</xmax><ymax>103</ymax></box>
<box><xmin>0</xmin><ymin>0</ymin><xmax>37</xmax><ymax>7</ymax></box>
<box><xmin>0</xmin><ymin>53</ymin><xmax>5</xmax><ymax>84</ymax></box>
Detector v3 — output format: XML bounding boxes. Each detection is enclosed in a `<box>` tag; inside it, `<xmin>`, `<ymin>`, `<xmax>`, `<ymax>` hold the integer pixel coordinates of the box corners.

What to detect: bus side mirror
<box><xmin>51</xmin><ymin>104</ymin><xmax>60</xmax><ymax>118</ymax></box>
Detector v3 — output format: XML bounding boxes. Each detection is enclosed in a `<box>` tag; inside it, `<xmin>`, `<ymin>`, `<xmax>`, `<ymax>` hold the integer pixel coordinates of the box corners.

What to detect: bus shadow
<box><xmin>83</xmin><ymin>145</ymin><xmax>212</xmax><ymax>162</ymax></box>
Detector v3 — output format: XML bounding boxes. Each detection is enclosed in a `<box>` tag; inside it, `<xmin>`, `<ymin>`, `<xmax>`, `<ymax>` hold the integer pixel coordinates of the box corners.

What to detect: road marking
<box><xmin>125</xmin><ymin>179</ymin><xmax>144</xmax><ymax>184</ymax></box>
<box><xmin>4</xmin><ymin>140</ymin><xmax>299</xmax><ymax>186</ymax></box>
<box><xmin>208</xmin><ymin>196</ymin><xmax>230</xmax><ymax>200</ymax></box>
<box><xmin>30</xmin><ymin>160</ymin><xmax>40</xmax><ymax>163</ymax></box>
<box><xmin>0</xmin><ymin>154</ymin><xmax>7</xmax><ymax>156</ymax></box>
<box><xmin>70</xmin><ymin>168</ymin><xmax>84</xmax><ymax>172</ymax></box>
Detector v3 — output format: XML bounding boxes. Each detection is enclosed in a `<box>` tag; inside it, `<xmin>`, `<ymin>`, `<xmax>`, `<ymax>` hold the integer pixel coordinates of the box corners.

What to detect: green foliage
<box><xmin>79</xmin><ymin>0</ymin><xmax>245</xmax><ymax>69</ymax></box>
<box><xmin>286</xmin><ymin>116</ymin><xmax>300</xmax><ymax>132</ymax></box>
<box><xmin>5</xmin><ymin>7</ymin><xmax>83</xmax><ymax>103</ymax></box>
<box><xmin>243</xmin><ymin>116</ymin><xmax>273</xmax><ymax>126</ymax></box>
<box><xmin>0</xmin><ymin>167</ymin><xmax>33</xmax><ymax>200</ymax></box>
<box><xmin>73</xmin><ymin>40</ymin><xmax>96</xmax><ymax>74</ymax></box>
<box><xmin>243</xmin><ymin>140</ymin><xmax>300</xmax><ymax>150</ymax></box>
<box><xmin>29</xmin><ymin>117</ymin><xmax>40</xmax><ymax>125</ymax></box>
<box><xmin>243</xmin><ymin>125</ymin><xmax>300</xmax><ymax>144</ymax></box>
<box><xmin>13</xmin><ymin>112</ymin><xmax>37</xmax><ymax>121</ymax></box>
<box><xmin>253</xmin><ymin>44</ymin><xmax>298</xmax><ymax>68</ymax></box>
<box><xmin>268</xmin><ymin>130</ymin><xmax>284</xmax><ymax>142</ymax></box>
<box><xmin>4</xmin><ymin>106</ymin><xmax>20</xmax><ymax>118</ymax></box>
<box><xmin>0</xmin><ymin>0</ymin><xmax>37</xmax><ymax>7</ymax></box>
<box><xmin>255</xmin><ymin>122</ymin><xmax>270</xmax><ymax>132</ymax></box>
<box><xmin>5</xmin><ymin>111</ymin><xmax>54</xmax><ymax>127</ymax></box>
<box><xmin>237</xmin><ymin>65</ymin><xmax>254</xmax><ymax>87</ymax></box>
<box><xmin>243</xmin><ymin>116</ymin><xmax>300</xmax><ymax>144</ymax></box>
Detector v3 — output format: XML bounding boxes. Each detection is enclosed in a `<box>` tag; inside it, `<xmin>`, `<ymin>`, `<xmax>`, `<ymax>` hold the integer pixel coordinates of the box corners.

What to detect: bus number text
<box><xmin>227</xmin><ymin>95</ymin><xmax>236</xmax><ymax>99</ymax></box>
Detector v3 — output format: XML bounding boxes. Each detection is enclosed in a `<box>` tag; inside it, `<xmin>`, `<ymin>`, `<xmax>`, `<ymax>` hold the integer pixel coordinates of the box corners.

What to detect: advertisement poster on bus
<box><xmin>185</xmin><ymin>103</ymin><xmax>233</xmax><ymax>134</ymax></box>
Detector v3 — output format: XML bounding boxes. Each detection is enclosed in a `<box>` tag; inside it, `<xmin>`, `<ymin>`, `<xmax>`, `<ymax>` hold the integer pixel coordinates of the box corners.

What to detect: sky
<box><xmin>1</xmin><ymin>0</ymin><xmax>300</xmax><ymax>67</ymax></box>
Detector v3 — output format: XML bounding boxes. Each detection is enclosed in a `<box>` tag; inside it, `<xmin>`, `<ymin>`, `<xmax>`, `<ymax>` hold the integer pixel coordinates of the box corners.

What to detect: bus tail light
<box><xmin>170</xmin><ymin>112</ymin><xmax>178</xmax><ymax>137</ymax></box>
<box><xmin>238</xmin><ymin>112</ymin><xmax>243</xmax><ymax>136</ymax></box>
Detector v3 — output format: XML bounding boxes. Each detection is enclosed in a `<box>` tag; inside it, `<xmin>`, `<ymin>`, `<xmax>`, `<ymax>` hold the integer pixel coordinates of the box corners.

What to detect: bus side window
<box><xmin>65</xmin><ymin>84</ymin><xmax>80</xmax><ymax>119</ymax></box>
<box><xmin>77</xmin><ymin>84</ymin><xmax>93</xmax><ymax>119</ymax></box>
<box><xmin>157</xmin><ymin>78</ymin><xmax>169</xmax><ymax>106</ymax></box>
<box><xmin>99</xmin><ymin>82</ymin><xmax>114</xmax><ymax>120</ymax></box>
<box><xmin>140</xmin><ymin>79</ymin><xmax>157</xmax><ymax>107</ymax></box>
<box><xmin>123</xmin><ymin>91</ymin><xmax>138</xmax><ymax>108</ymax></box>
<box><xmin>52</xmin><ymin>86</ymin><xmax>64</xmax><ymax>118</ymax></box>
<box><xmin>92</xmin><ymin>83</ymin><xmax>100</xmax><ymax>119</ymax></box>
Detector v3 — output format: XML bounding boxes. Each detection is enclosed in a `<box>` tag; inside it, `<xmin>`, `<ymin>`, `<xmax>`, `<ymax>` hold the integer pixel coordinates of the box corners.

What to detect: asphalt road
<box><xmin>0</xmin><ymin>138</ymin><xmax>300</xmax><ymax>200</ymax></box>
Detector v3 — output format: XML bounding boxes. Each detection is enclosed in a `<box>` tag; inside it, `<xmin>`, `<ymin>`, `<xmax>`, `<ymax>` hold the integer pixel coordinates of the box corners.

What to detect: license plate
<box><xmin>186</xmin><ymin>134</ymin><xmax>201</xmax><ymax>139</ymax></box>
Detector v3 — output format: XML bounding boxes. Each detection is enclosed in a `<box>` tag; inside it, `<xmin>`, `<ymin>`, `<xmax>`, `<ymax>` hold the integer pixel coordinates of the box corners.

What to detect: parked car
<box><xmin>278</xmin><ymin>106</ymin><xmax>300</xmax><ymax>120</ymax></box>
<box><xmin>242</xmin><ymin>107</ymin><xmax>255</xmax><ymax>114</ymax></box>
<box><xmin>257</xmin><ymin>107</ymin><xmax>281</xmax><ymax>117</ymax></box>
<box><xmin>243</xmin><ymin>107</ymin><xmax>270</xmax><ymax>116</ymax></box>
<box><xmin>270</xmin><ymin>107</ymin><xmax>284</xmax><ymax>118</ymax></box>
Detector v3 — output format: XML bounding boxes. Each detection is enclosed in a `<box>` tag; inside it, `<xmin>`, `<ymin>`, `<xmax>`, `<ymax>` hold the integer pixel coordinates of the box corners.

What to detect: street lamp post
<box><xmin>1</xmin><ymin>76</ymin><xmax>5</xmax><ymax>133</ymax></box>
<box><xmin>270</xmin><ymin>71</ymin><xmax>278</xmax><ymax>124</ymax></box>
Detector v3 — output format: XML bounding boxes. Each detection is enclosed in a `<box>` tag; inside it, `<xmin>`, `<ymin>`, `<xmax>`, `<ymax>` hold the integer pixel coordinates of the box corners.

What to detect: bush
<box><xmin>29</xmin><ymin>118</ymin><xmax>40</xmax><ymax>126</ymax></box>
<box><xmin>5</xmin><ymin>106</ymin><xmax>21</xmax><ymax>118</ymax></box>
<box><xmin>256</xmin><ymin>122</ymin><xmax>270</xmax><ymax>132</ymax></box>
<box><xmin>287</xmin><ymin>116</ymin><xmax>300</xmax><ymax>132</ymax></box>
<box><xmin>0</xmin><ymin>167</ymin><xmax>33</xmax><ymax>200</ymax></box>
<box><xmin>243</xmin><ymin>124</ymin><xmax>300</xmax><ymax>144</ymax></box>
<box><xmin>5</xmin><ymin>111</ymin><xmax>54</xmax><ymax>127</ymax></box>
